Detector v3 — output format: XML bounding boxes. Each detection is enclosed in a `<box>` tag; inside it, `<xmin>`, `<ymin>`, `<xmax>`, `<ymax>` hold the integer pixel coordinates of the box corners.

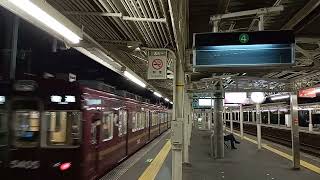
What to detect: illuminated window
<box><xmin>152</xmin><ymin>112</ymin><xmax>158</xmax><ymax>126</ymax></box>
<box><xmin>146</xmin><ymin>111</ymin><xmax>150</xmax><ymax>128</ymax></box>
<box><xmin>102</xmin><ymin>112</ymin><xmax>113</xmax><ymax>141</ymax></box>
<box><xmin>14</xmin><ymin>111</ymin><xmax>40</xmax><ymax>147</ymax></box>
<box><xmin>45</xmin><ymin>111</ymin><xmax>81</xmax><ymax>146</ymax></box>
<box><xmin>118</xmin><ymin>110</ymin><xmax>127</xmax><ymax>136</ymax></box>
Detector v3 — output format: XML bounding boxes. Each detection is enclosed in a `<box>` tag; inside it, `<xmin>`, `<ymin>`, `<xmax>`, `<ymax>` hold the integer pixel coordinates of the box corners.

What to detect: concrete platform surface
<box><xmin>183</xmin><ymin>127</ymin><xmax>320</xmax><ymax>180</ymax></box>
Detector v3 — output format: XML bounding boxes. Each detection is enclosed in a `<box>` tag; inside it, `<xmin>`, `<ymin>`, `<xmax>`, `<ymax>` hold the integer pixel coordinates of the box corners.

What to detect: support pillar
<box><xmin>172</xmin><ymin>52</ymin><xmax>184</xmax><ymax>180</ymax></box>
<box><xmin>252</xmin><ymin>110</ymin><xmax>255</xmax><ymax>123</ymax></box>
<box><xmin>308</xmin><ymin>110</ymin><xmax>313</xmax><ymax>132</ymax></box>
<box><xmin>268</xmin><ymin>110</ymin><xmax>271</xmax><ymax>124</ymax></box>
<box><xmin>183</xmin><ymin>92</ymin><xmax>190</xmax><ymax>164</ymax></box>
<box><xmin>248</xmin><ymin>111</ymin><xmax>250</xmax><ymax>122</ymax></box>
<box><xmin>290</xmin><ymin>92</ymin><xmax>300</xmax><ymax>169</ymax></box>
<box><xmin>240</xmin><ymin>104</ymin><xmax>244</xmax><ymax>139</ymax></box>
<box><xmin>256</xmin><ymin>104</ymin><xmax>262</xmax><ymax>149</ymax></box>
<box><xmin>278</xmin><ymin>110</ymin><xmax>280</xmax><ymax>126</ymax></box>
<box><xmin>230</xmin><ymin>111</ymin><xmax>234</xmax><ymax>133</ymax></box>
<box><xmin>213</xmin><ymin>81</ymin><xmax>224</xmax><ymax>158</ymax></box>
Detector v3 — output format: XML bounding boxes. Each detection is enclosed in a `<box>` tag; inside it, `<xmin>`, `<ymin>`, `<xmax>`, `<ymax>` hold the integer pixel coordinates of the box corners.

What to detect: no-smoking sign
<box><xmin>148</xmin><ymin>51</ymin><xmax>167</xmax><ymax>80</ymax></box>
<box><xmin>152</xmin><ymin>59</ymin><xmax>163</xmax><ymax>70</ymax></box>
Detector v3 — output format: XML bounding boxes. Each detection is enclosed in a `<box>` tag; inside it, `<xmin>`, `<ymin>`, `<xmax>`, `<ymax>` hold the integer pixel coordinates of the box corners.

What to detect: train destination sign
<box><xmin>193</xmin><ymin>30</ymin><xmax>295</xmax><ymax>68</ymax></box>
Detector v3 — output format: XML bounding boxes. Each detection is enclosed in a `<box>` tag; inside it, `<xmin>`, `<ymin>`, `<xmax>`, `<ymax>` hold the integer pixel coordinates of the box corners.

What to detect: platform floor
<box><xmin>103</xmin><ymin>125</ymin><xmax>320</xmax><ymax>180</ymax></box>
<box><xmin>183</xmin><ymin>127</ymin><xmax>320</xmax><ymax>180</ymax></box>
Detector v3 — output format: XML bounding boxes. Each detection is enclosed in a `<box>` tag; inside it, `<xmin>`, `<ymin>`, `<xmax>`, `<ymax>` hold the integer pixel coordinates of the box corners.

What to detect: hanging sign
<box><xmin>148</xmin><ymin>50</ymin><xmax>167</xmax><ymax>79</ymax></box>
<box><xmin>193</xmin><ymin>30</ymin><xmax>295</xmax><ymax>69</ymax></box>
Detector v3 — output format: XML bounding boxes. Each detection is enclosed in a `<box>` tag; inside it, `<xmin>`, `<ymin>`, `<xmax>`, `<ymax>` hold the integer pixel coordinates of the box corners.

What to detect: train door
<box><xmin>8</xmin><ymin>97</ymin><xmax>43</xmax><ymax>179</ymax></box>
<box><xmin>89</xmin><ymin>112</ymin><xmax>101</xmax><ymax>179</ymax></box>
<box><xmin>146</xmin><ymin>110</ymin><xmax>150</xmax><ymax>142</ymax></box>
<box><xmin>119</xmin><ymin>109</ymin><xmax>128</xmax><ymax>157</ymax></box>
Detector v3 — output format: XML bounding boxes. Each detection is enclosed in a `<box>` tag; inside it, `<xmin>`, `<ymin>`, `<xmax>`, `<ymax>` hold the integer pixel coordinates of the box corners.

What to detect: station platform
<box><xmin>102</xmin><ymin>126</ymin><xmax>320</xmax><ymax>180</ymax></box>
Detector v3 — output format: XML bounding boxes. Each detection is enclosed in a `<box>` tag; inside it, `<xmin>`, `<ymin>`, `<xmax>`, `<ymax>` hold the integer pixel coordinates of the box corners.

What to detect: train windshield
<box><xmin>12</xmin><ymin>99</ymin><xmax>40</xmax><ymax>147</ymax></box>
<box><xmin>14</xmin><ymin>111</ymin><xmax>40</xmax><ymax>147</ymax></box>
<box><xmin>45</xmin><ymin>111</ymin><xmax>81</xmax><ymax>146</ymax></box>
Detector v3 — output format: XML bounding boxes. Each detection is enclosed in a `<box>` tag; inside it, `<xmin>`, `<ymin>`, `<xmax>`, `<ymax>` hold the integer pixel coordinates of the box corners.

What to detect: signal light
<box><xmin>59</xmin><ymin>162</ymin><xmax>71</xmax><ymax>171</ymax></box>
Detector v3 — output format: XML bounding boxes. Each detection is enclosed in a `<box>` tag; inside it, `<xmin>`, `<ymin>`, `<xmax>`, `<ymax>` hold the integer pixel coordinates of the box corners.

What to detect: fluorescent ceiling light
<box><xmin>124</xmin><ymin>71</ymin><xmax>146</xmax><ymax>88</ymax></box>
<box><xmin>165</xmin><ymin>98</ymin><xmax>170</xmax><ymax>102</ymax></box>
<box><xmin>9</xmin><ymin>0</ymin><xmax>81</xmax><ymax>44</ymax></box>
<box><xmin>170</xmin><ymin>102</ymin><xmax>173</xmax><ymax>104</ymax></box>
<box><xmin>75</xmin><ymin>47</ymin><xmax>121</xmax><ymax>73</ymax></box>
<box><xmin>250</xmin><ymin>92</ymin><xmax>265</xmax><ymax>104</ymax></box>
<box><xmin>154</xmin><ymin>92</ymin><xmax>162</xmax><ymax>97</ymax></box>
<box><xmin>270</xmin><ymin>94</ymin><xmax>290</xmax><ymax>101</ymax></box>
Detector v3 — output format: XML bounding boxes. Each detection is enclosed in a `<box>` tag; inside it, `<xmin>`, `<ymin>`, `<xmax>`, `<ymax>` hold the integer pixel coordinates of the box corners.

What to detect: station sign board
<box><xmin>193</xmin><ymin>30</ymin><xmax>295</xmax><ymax>68</ymax></box>
<box><xmin>148</xmin><ymin>50</ymin><xmax>167</xmax><ymax>79</ymax></box>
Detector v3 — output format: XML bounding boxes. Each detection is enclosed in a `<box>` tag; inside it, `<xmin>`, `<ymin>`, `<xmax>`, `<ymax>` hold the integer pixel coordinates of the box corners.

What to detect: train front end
<box><xmin>2</xmin><ymin>80</ymin><xmax>83</xmax><ymax>180</ymax></box>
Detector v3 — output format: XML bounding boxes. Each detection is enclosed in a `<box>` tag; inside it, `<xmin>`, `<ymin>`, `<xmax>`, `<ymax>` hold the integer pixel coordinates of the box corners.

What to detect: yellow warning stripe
<box><xmin>138</xmin><ymin>140</ymin><xmax>171</xmax><ymax>180</ymax></box>
<box><xmin>227</xmin><ymin>129</ymin><xmax>320</xmax><ymax>174</ymax></box>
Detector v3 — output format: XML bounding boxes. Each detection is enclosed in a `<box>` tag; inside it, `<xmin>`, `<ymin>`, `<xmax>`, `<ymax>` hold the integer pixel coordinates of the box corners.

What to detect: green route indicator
<box><xmin>239</xmin><ymin>33</ymin><xmax>249</xmax><ymax>43</ymax></box>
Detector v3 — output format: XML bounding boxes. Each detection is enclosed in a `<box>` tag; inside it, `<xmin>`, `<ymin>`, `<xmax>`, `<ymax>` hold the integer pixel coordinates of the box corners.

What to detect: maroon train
<box><xmin>0</xmin><ymin>79</ymin><xmax>171</xmax><ymax>180</ymax></box>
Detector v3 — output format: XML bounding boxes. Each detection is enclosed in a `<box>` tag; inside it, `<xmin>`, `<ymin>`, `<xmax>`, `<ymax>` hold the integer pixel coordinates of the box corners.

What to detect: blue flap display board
<box><xmin>193</xmin><ymin>30</ymin><xmax>295</xmax><ymax>68</ymax></box>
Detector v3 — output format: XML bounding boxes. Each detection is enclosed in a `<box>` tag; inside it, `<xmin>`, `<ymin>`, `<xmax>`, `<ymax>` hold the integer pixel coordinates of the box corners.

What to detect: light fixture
<box><xmin>59</xmin><ymin>162</ymin><xmax>72</xmax><ymax>171</ymax></box>
<box><xmin>75</xmin><ymin>47</ymin><xmax>122</xmax><ymax>74</ymax></box>
<box><xmin>164</xmin><ymin>98</ymin><xmax>170</xmax><ymax>102</ymax></box>
<box><xmin>0</xmin><ymin>96</ymin><xmax>5</xmax><ymax>104</ymax></box>
<box><xmin>124</xmin><ymin>71</ymin><xmax>146</xmax><ymax>88</ymax></box>
<box><xmin>154</xmin><ymin>92</ymin><xmax>162</xmax><ymax>97</ymax></box>
<box><xmin>127</xmin><ymin>45</ymin><xmax>133</xmax><ymax>48</ymax></box>
<box><xmin>270</xmin><ymin>94</ymin><xmax>290</xmax><ymax>101</ymax></box>
<box><xmin>8</xmin><ymin>0</ymin><xmax>82</xmax><ymax>44</ymax></box>
<box><xmin>250</xmin><ymin>92</ymin><xmax>265</xmax><ymax>104</ymax></box>
<box><xmin>170</xmin><ymin>102</ymin><xmax>173</xmax><ymax>104</ymax></box>
<box><xmin>134</xmin><ymin>47</ymin><xmax>141</xmax><ymax>51</ymax></box>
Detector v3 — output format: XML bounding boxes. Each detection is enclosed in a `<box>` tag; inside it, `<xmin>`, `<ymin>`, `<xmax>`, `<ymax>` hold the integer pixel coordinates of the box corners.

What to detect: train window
<box><xmin>0</xmin><ymin>111</ymin><xmax>7</xmax><ymax>146</ymax></box>
<box><xmin>102</xmin><ymin>112</ymin><xmax>113</xmax><ymax>141</ymax></box>
<box><xmin>146</xmin><ymin>111</ymin><xmax>150</xmax><ymax>128</ymax></box>
<box><xmin>45</xmin><ymin>111</ymin><xmax>81</xmax><ymax>146</ymax></box>
<box><xmin>140</xmin><ymin>112</ymin><xmax>146</xmax><ymax>130</ymax></box>
<box><xmin>14</xmin><ymin>111</ymin><xmax>40</xmax><ymax>147</ymax></box>
<box><xmin>118</xmin><ymin>110</ymin><xmax>127</xmax><ymax>136</ymax></box>
<box><xmin>152</xmin><ymin>112</ymin><xmax>158</xmax><ymax>126</ymax></box>
<box><xmin>132</xmin><ymin>112</ymin><xmax>137</xmax><ymax>132</ymax></box>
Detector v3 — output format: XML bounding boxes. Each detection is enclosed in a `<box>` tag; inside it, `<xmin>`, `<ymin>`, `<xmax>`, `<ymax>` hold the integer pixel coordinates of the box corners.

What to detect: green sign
<box><xmin>239</xmin><ymin>33</ymin><xmax>249</xmax><ymax>43</ymax></box>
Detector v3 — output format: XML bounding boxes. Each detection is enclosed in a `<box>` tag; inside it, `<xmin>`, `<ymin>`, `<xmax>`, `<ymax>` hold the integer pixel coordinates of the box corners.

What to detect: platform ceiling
<box><xmin>45</xmin><ymin>0</ymin><xmax>320</xmax><ymax>96</ymax></box>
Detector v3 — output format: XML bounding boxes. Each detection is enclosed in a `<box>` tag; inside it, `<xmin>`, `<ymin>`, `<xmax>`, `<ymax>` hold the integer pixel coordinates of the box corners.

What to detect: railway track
<box><xmin>227</xmin><ymin>122</ymin><xmax>320</xmax><ymax>157</ymax></box>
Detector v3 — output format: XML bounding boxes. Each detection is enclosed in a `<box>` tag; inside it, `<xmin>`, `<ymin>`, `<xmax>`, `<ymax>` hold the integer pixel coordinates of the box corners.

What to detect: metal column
<box><xmin>290</xmin><ymin>92</ymin><xmax>300</xmax><ymax>169</ymax></box>
<box><xmin>240</xmin><ymin>104</ymin><xmax>244</xmax><ymax>139</ymax></box>
<box><xmin>256</xmin><ymin>104</ymin><xmax>262</xmax><ymax>149</ymax></box>
<box><xmin>308</xmin><ymin>110</ymin><xmax>313</xmax><ymax>132</ymax></box>
<box><xmin>183</xmin><ymin>92</ymin><xmax>190</xmax><ymax>164</ymax></box>
<box><xmin>268</xmin><ymin>110</ymin><xmax>271</xmax><ymax>124</ymax></box>
<box><xmin>278</xmin><ymin>110</ymin><xmax>281</xmax><ymax>126</ymax></box>
<box><xmin>248</xmin><ymin>111</ymin><xmax>250</xmax><ymax>122</ymax></box>
<box><xmin>213</xmin><ymin>82</ymin><xmax>224</xmax><ymax>158</ymax></box>
<box><xmin>230</xmin><ymin>111</ymin><xmax>234</xmax><ymax>133</ymax></box>
<box><xmin>172</xmin><ymin>52</ymin><xmax>184</xmax><ymax>180</ymax></box>
<box><xmin>252</xmin><ymin>111</ymin><xmax>255</xmax><ymax>123</ymax></box>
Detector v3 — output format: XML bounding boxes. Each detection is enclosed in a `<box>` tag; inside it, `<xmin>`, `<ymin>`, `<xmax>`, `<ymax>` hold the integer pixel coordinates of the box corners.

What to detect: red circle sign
<box><xmin>152</xmin><ymin>59</ymin><xmax>163</xmax><ymax>70</ymax></box>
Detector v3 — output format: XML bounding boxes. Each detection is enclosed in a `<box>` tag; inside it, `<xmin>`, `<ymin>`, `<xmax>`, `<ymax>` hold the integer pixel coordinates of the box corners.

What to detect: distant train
<box><xmin>0</xmin><ymin>79</ymin><xmax>171</xmax><ymax>180</ymax></box>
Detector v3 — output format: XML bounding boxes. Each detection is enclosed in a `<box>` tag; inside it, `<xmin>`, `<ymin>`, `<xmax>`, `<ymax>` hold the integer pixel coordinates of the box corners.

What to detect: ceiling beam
<box><xmin>281</xmin><ymin>0</ymin><xmax>320</xmax><ymax>30</ymax></box>
<box><xmin>63</xmin><ymin>11</ymin><xmax>167</xmax><ymax>23</ymax></box>
<box><xmin>210</xmin><ymin>6</ymin><xmax>284</xmax><ymax>21</ymax></box>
